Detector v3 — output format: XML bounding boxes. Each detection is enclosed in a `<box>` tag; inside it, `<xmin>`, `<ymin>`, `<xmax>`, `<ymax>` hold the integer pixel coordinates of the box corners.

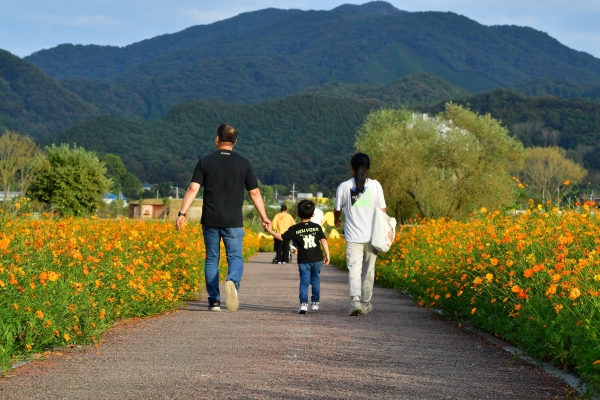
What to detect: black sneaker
<box><xmin>208</xmin><ymin>300</ymin><xmax>221</xmax><ymax>312</ymax></box>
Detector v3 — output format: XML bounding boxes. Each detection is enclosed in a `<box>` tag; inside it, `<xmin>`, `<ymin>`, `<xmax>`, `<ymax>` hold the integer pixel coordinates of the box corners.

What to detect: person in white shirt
<box><xmin>334</xmin><ymin>153</ymin><xmax>386</xmax><ymax>316</ymax></box>
<box><xmin>310</xmin><ymin>207</ymin><xmax>324</xmax><ymax>226</ymax></box>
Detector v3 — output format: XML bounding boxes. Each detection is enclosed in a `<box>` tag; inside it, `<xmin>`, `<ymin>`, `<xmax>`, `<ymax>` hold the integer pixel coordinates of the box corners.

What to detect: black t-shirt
<box><xmin>191</xmin><ymin>150</ymin><xmax>258</xmax><ymax>228</ymax></box>
<box><xmin>282</xmin><ymin>221</ymin><xmax>327</xmax><ymax>264</ymax></box>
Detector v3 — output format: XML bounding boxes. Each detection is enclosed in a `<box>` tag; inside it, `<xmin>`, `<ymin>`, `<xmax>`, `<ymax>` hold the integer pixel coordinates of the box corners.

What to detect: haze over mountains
<box><xmin>2</xmin><ymin>1</ymin><xmax>600</xmax><ymax>189</ymax></box>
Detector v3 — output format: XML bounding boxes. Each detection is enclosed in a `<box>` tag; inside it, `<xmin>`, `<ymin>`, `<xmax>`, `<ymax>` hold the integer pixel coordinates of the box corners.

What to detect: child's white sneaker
<box><xmin>298</xmin><ymin>303</ymin><xmax>308</xmax><ymax>314</ymax></box>
<box><xmin>310</xmin><ymin>302</ymin><xmax>320</xmax><ymax>311</ymax></box>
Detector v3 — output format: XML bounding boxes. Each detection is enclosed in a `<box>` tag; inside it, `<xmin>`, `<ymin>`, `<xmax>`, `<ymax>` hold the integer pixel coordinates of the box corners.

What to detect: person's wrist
<box><xmin>178</xmin><ymin>211</ymin><xmax>186</xmax><ymax>217</ymax></box>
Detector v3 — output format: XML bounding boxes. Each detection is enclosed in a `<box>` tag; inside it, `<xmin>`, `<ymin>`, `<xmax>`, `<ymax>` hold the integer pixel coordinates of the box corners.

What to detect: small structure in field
<box><xmin>128</xmin><ymin>198</ymin><xmax>203</xmax><ymax>220</ymax></box>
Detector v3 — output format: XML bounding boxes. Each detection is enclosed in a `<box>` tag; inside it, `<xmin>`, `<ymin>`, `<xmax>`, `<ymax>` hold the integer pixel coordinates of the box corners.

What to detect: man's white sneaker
<box><xmin>298</xmin><ymin>303</ymin><xmax>308</xmax><ymax>314</ymax></box>
<box><xmin>349</xmin><ymin>300</ymin><xmax>362</xmax><ymax>316</ymax></box>
<box><xmin>361</xmin><ymin>302</ymin><xmax>373</xmax><ymax>314</ymax></box>
<box><xmin>225</xmin><ymin>280</ymin><xmax>239</xmax><ymax>312</ymax></box>
<box><xmin>310</xmin><ymin>302</ymin><xmax>320</xmax><ymax>311</ymax></box>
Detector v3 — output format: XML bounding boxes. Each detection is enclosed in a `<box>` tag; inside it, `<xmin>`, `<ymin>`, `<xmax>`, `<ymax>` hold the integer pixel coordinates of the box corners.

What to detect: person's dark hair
<box><xmin>297</xmin><ymin>200</ymin><xmax>315</xmax><ymax>219</ymax></box>
<box><xmin>280</xmin><ymin>205</ymin><xmax>287</xmax><ymax>212</ymax></box>
<box><xmin>351</xmin><ymin>153</ymin><xmax>370</xmax><ymax>193</ymax></box>
<box><xmin>216</xmin><ymin>124</ymin><xmax>238</xmax><ymax>143</ymax></box>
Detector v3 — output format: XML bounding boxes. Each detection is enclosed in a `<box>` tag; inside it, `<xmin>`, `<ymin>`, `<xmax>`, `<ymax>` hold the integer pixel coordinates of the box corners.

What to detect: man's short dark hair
<box><xmin>217</xmin><ymin>124</ymin><xmax>238</xmax><ymax>143</ymax></box>
<box><xmin>280</xmin><ymin>205</ymin><xmax>287</xmax><ymax>212</ymax></box>
<box><xmin>297</xmin><ymin>200</ymin><xmax>315</xmax><ymax>219</ymax></box>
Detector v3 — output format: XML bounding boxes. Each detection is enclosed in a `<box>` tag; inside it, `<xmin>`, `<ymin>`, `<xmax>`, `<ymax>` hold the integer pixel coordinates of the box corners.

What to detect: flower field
<box><xmin>330</xmin><ymin>206</ymin><xmax>600</xmax><ymax>390</ymax></box>
<box><xmin>0</xmin><ymin>206</ymin><xmax>259</xmax><ymax>367</ymax></box>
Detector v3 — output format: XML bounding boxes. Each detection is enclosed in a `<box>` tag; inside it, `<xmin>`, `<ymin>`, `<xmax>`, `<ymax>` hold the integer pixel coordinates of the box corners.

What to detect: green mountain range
<box><xmin>42</xmin><ymin>95</ymin><xmax>382</xmax><ymax>190</ymax></box>
<box><xmin>2</xmin><ymin>1</ymin><xmax>600</xmax><ymax>190</ymax></box>
<box><xmin>42</xmin><ymin>88</ymin><xmax>600</xmax><ymax>190</ymax></box>
<box><xmin>23</xmin><ymin>2</ymin><xmax>600</xmax><ymax>119</ymax></box>
<box><xmin>0</xmin><ymin>50</ymin><xmax>100</xmax><ymax>137</ymax></box>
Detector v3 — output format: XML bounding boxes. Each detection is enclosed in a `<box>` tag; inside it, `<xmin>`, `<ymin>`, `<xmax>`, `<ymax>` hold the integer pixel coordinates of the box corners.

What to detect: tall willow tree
<box><xmin>355</xmin><ymin>104</ymin><xmax>524</xmax><ymax>220</ymax></box>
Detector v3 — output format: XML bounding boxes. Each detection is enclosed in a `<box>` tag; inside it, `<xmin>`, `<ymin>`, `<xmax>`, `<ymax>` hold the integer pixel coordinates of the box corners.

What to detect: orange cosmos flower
<box><xmin>523</xmin><ymin>269</ymin><xmax>534</xmax><ymax>278</ymax></box>
<box><xmin>568</xmin><ymin>288</ymin><xmax>581</xmax><ymax>300</ymax></box>
<box><xmin>514</xmin><ymin>304</ymin><xmax>521</xmax><ymax>310</ymax></box>
<box><xmin>36</xmin><ymin>310</ymin><xmax>44</xmax><ymax>319</ymax></box>
<box><xmin>563</xmin><ymin>180</ymin><xmax>570</xmax><ymax>185</ymax></box>
<box><xmin>471</xmin><ymin>308</ymin><xmax>476</xmax><ymax>314</ymax></box>
<box><xmin>593</xmin><ymin>360</ymin><xmax>600</xmax><ymax>366</ymax></box>
<box><xmin>554</xmin><ymin>304</ymin><xmax>563</xmax><ymax>314</ymax></box>
<box><xmin>64</xmin><ymin>333</ymin><xmax>70</xmax><ymax>341</ymax></box>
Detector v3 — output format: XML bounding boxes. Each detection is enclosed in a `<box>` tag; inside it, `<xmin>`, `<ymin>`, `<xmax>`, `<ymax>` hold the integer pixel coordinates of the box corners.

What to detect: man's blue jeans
<box><xmin>298</xmin><ymin>262</ymin><xmax>322</xmax><ymax>304</ymax></box>
<box><xmin>203</xmin><ymin>226</ymin><xmax>245</xmax><ymax>302</ymax></box>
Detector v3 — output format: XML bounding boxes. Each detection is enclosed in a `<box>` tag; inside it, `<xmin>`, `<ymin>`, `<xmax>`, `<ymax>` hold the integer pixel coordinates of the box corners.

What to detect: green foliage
<box><xmin>43</xmin><ymin>95</ymin><xmax>381</xmax><ymax>191</ymax></box>
<box><xmin>0</xmin><ymin>50</ymin><xmax>100</xmax><ymax>138</ymax></box>
<box><xmin>355</xmin><ymin>104</ymin><xmax>524</xmax><ymax>220</ymax></box>
<box><xmin>29</xmin><ymin>144</ymin><xmax>111</xmax><ymax>216</ymax></box>
<box><xmin>424</xmin><ymin>89</ymin><xmax>600</xmax><ymax>186</ymax></box>
<box><xmin>513</xmin><ymin>78</ymin><xmax>600</xmax><ymax>102</ymax></box>
<box><xmin>304</xmin><ymin>73</ymin><xmax>468</xmax><ymax>107</ymax></box>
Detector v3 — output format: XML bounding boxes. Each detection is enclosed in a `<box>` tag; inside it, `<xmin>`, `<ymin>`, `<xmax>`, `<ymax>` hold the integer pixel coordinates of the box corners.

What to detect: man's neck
<box><xmin>217</xmin><ymin>145</ymin><xmax>234</xmax><ymax>151</ymax></box>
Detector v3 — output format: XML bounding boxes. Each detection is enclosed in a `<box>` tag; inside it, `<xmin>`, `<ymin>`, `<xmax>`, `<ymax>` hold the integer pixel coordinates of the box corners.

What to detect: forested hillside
<box><xmin>513</xmin><ymin>78</ymin><xmax>600</xmax><ymax>102</ymax></box>
<box><xmin>42</xmin><ymin>95</ymin><xmax>382</xmax><ymax>190</ymax></box>
<box><xmin>304</xmin><ymin>73</ymin><xmax>468</xmax><ymax>106</ymax></box>
<box><xmin>25</xmin><ymin>8</ymin><xmax>302</xmax><ymax>80</ymax></box>
<box><xmin>425</xmin><ymin>90</ymin><xmax>600</xmax><ymax>183</ymax></box>
<box><xmin>0</xmin><ymin>50</ymin><xmax>100</xmax><ymax>137</ymax></box>
<box><xmin>24</xmin><ymin>2</ymin><xmax>600</xmax><ymax>118</ymax></box>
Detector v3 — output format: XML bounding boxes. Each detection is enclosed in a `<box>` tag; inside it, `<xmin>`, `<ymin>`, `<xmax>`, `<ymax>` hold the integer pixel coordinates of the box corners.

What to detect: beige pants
<box><xmin>345</xmin><ymin>241</ymin><xmax>378</xmax><ymax>303</ymax></box>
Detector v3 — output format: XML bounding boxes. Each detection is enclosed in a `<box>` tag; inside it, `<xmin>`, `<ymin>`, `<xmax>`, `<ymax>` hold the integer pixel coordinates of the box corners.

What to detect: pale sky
<box><xmin>1</xmin><ymin>0</ymin><xmax>599</xmax><ymax>59</ymax></box>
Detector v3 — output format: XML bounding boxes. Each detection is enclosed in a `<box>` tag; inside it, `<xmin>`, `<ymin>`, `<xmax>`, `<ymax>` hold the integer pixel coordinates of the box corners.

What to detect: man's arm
<box><xmin>334</xmin><ymin>210</ymin><xmax>342</xmax><ymax>227</ymax></box>
<box><xmin>248</xmin><ymin>188</ymin><xmax>271</xmax><ymax>227</ymax></box>
<box><xmin>321</xmin><ymin>238</ymin><xmax>330</xmax><ymax>265</ymax></box>
<box><xmin>175</xmin><ymin>182</ymin><xmax>201</xmax><ymax>231</ymax></box>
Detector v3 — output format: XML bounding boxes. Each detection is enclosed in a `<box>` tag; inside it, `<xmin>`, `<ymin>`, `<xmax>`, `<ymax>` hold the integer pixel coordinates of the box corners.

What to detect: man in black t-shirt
<box><xmin>265</xmin><ymin>200</ymin><xmax>330</xmax><ymax>314</ymax></box>
<box><xmin>176</xmin><ymin>124</ymin><xmax>270</xmax><ymax>312</ymax></box>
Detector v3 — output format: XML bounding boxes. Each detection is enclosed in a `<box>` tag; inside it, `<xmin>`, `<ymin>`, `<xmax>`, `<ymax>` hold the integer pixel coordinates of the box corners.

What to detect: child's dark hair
<box><xmin>351</xmin><ymin>153</ymin><xmax>370</xmax><ymax>194</ymax></box>
<box><xmin>297</xmin><ymin>200</ymin><xmax>315</xmax><ymax>219</ymax></box>
<box><xmin>280</xmin><ymin>204</ymin><xmax>287</xmax><ymax>212</ymax></box>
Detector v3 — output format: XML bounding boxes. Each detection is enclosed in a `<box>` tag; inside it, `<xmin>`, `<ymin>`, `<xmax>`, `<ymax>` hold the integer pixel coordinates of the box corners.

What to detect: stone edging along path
<box><xmin>0</xmin><ymin>252</ymin><xmax>579</xmax><ymax>399</ymax></box>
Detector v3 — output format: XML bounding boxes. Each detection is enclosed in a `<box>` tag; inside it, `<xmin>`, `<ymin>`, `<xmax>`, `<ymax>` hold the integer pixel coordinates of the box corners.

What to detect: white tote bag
<box><xmin>370</xmin><ymin>185</ymin><xmax>397</xmax><ymax>253</ymax></box>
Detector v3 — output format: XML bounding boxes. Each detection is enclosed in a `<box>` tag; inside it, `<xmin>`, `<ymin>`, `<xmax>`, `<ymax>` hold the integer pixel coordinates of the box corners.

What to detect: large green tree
<box><xmin>29</xmin><ymin>144</ymin><xmax>111</xmax><ymax>216</ymax></box>
<box><xmin>355</xmin><ymin>104</ymin><xmax>525</xmax><ymax>220</ymax></box>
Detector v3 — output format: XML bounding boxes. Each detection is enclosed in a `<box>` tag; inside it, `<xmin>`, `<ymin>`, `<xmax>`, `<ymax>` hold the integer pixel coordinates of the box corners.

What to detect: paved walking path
<box><xmin>1</xmin><ymin>252</ymin><xmax>569</xmax><ymax>399</ymax></box>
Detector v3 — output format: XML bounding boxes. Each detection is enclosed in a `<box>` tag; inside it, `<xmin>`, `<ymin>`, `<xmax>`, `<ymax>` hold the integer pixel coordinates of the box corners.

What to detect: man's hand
<box><xmin>323</xmin><ymin>254</ymin><xmax>330</xmax><ymax>265</ymax></box>
<box><xmin>175</xmin><ymin>215</ymin><xmax>186</xmax><ymax>231</ymax></box>
<box><xmin>261</xmin><ymin>217</ymin><xmax>271</xmax><ymax>228</ymax></box>
<box><xmin>334</xmin><ymin>219</ymin><xmax>341</xmax><ymax>227</ymax></box>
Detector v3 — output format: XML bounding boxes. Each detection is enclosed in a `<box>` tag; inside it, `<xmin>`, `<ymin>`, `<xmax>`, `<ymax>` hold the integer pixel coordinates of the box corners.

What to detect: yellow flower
<box><xmin>480</xmin><ymin>207</ymin><xmax>487</xmax><ymax>213</ymax></box>
<box><xmin>594</xmin><ymin>275</ymin><xmax>600</xmax><ymax>282</ymax></box>
<box><xmin>485</xmin><ymin>273</ymin><xmax>493</xmax><ymax>283</ymax></box>
<box><xmin>64</xmin><ymin>333</ymin><xmax>71</xmax><ymax>341</ymax></box>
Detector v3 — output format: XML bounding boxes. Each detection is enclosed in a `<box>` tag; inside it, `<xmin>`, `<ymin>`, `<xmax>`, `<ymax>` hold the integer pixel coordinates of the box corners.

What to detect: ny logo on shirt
<box><xmin>303</xmin><ymin>234</ymin><xmax>317</xmax><ymax>249</ymax></box>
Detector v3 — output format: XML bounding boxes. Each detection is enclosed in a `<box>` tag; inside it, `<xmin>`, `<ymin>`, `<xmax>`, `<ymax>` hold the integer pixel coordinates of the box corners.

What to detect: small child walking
<box><xmin>265</xmin><ymin>200</ymin><xmax>330</xmax><ymax>314</ymax></box>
